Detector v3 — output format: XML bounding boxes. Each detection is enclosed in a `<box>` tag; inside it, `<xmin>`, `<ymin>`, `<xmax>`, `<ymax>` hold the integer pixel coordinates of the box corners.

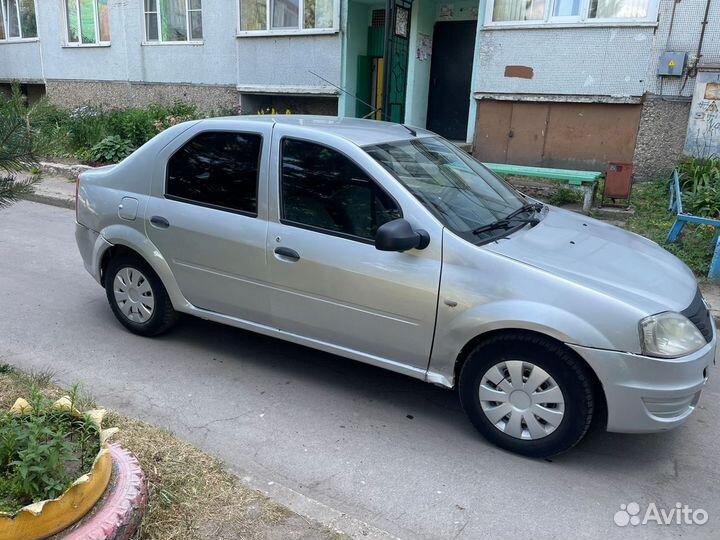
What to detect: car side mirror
<box><xmin>375</xmin><ymin>218</ymin><xmax>430</xmax><ymax>252</ymax></box>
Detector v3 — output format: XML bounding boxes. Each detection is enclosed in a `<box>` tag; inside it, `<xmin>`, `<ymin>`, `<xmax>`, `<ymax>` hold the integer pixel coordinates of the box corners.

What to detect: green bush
<box><xmin>0</xmin><ymin>390</ymin><xmax>100</xmax><ymax>514</ymax></box>
<box><xmin>90</xmin><ymin>135</ymin><xmax>135</xmax><ymax>163</ymax></box>
<box><xmin>29</xmin><ymin>101</ymin><xmax>205</xmax><ymax>162</ymax></box>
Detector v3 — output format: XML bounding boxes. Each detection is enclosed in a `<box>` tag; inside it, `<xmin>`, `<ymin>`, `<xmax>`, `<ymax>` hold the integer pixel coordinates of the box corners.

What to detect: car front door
<box><xmin>266</xmin><ymin>127</ymin><xmax>443</xmax><ymax>375</ymax></box>
<box><xmin>145</xmin><ymin>122</ymin><xmax>273</xmax><ymax>325</ymax></box>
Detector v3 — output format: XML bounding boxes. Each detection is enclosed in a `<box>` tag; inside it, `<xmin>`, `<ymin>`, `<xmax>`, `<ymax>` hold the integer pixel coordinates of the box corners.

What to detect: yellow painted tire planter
<box><xmin>0</xmin><ymin>397</ymin><xmax>118</xmax><ymax>540</ymax></box>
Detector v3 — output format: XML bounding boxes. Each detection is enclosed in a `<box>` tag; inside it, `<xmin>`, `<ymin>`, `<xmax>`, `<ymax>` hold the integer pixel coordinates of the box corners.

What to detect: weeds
<box><xmin>0</xmin><ymin>388</ymin><xmax>100</xmax><ymax>514</ymax></box>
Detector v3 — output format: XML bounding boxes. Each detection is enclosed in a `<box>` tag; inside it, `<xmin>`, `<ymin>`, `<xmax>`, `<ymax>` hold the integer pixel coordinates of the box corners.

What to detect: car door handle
<box><xmin>150</xmin><ymin>216</ymin><xmax>170</xmax><ymax>229</ymax></box>
<box><xmin>274</xmin><ymin>247</ymin><xmax>300</xmax><ymax>261</ymax></box>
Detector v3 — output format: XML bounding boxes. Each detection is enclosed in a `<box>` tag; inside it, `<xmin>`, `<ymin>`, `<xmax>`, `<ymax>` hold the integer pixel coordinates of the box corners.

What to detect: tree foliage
<box><xmin>0</xmin><ymin>85</ymin><xmax>44</xmax><ymax>209</ymax></box>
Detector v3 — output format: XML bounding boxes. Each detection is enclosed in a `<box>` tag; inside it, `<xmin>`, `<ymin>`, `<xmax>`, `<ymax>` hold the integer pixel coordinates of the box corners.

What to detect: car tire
<box><xmin>458</xmin><ymin>332</ymin><xmax>594</xmax><ymax>458</ymax></box>
<box><xmin>105</xmin><ymin>254</ymin><xmax>178</xmax><ymax>337</ymax></box>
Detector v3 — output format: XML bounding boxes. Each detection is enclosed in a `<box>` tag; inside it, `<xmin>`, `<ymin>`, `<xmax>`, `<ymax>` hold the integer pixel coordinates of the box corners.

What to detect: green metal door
<box><xmin>383</xmin><ymin>0</ymin><xmax>412</xmax><ymax>124</ymax></box>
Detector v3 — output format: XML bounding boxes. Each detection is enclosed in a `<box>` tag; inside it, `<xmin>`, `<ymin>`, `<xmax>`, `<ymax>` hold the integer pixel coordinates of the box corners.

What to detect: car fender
<box><xmin>98</xmin><ymin>224</ymin><xmax>191</xmax><ymax>311</ymax></box>
<box><xmin>427</xmin><ymin>299</ymin><xmax>619</xmax><ymax>388</ymax></box>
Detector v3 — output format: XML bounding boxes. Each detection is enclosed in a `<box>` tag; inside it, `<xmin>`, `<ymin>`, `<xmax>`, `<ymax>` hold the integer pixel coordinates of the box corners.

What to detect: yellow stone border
<box><xmin>0</xmin><ymin>396</ymin><xmax>118</xmax><ymax>540</ymax></box>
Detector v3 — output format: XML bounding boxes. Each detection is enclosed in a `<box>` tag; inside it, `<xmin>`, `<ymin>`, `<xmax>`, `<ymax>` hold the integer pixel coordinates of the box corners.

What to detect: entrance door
<box><xmin>427</xmin><ymin>21</ymin><xmax>477</xmax><ymax>140</ymax></box>
<box><xmin>384</xmin><ymin>0</ymin><xmax>413</xmax><ymax>123</ymax></box>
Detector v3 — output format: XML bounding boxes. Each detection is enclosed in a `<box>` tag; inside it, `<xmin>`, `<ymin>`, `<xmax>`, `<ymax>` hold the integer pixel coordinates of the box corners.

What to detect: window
<box><xmin>0</xmin><ymin>0</ymin><xmax>37</xmax><ymax>41</ymax></box>
<box><xmin>366</xmin><ymin>137</ymin><xmax>524</xmax><ymax>244</ymax></box>
<box><xmin>281</xmin><ymin>139</ymin><xmax>401</xmax><ymax>241</ymax></box>
<box><xmin>144</xmin><ymin>0</ymin><xmax>202</xmax><ymax>42</ymax></box>
<box><xmin>239</xmin><ymin>0</ymin><xmax>336</xmax><ymax>34</ymax></box>
<box><xmin>487</xmin><ymin>0</ymin><xmax>657</xmax><ymax>24</ymax></box>
<box><xmin>167</xmin><ymin>132</ymin><xmax>262</xmax><ymax>215</ymax></box>
<box><xmin>65</xmin><ymin>0</ymin><xmax>110</xmax><ymax>45</ymax></box>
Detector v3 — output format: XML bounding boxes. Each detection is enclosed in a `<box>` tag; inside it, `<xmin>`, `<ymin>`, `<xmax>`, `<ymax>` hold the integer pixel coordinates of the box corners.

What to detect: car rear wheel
<box><xmin>105</xmin><ymin>254</ymin><xmax>178</xmax><ymax>337</ymax></box>
<box><xmin>458</xmin><ymin>333</ymin><xmax>595</xmax><ymax>458</ymax></box>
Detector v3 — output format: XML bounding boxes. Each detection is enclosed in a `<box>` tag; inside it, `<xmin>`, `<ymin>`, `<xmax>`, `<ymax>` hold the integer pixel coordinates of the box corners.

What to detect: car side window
<box><xmin>280</xmin><ymin>138</ymin><xmax>402</xmax><ymax>240</ymax></box>
<box><xmin>167</xmin><ymin>131</ymin><xmax>262</xmax><ymax>215</ymax></box>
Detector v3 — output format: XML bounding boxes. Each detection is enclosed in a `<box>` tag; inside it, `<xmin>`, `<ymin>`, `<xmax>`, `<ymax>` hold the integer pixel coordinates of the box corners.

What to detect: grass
<box><xmin>0</xmin><ymin>365</ymin><xmax>343</xmax><ymax>540</ymax></box>
<box><xmin>619</xmin><ymin>181</ymin><xmax>715</xmax><ymax>275</ymax></box>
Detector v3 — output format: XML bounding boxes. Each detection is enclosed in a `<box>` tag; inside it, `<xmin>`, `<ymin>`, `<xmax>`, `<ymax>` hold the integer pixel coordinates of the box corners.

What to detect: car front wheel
<box><xmin>458</xmin><ymin>332</ymin><xmax>595</xmax><ymax>458</ymax></box>
<box><xmin>105</xmin><ymin>254</ymin><xmax>178</xmax><ymax>337</ymax></box>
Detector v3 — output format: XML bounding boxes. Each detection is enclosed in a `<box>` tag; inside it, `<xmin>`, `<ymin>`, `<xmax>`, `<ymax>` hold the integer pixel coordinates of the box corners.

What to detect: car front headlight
<box><xmin>639</xmin><ymin>312</ymin><xmax>707</xmax><ymax>358</ymax></box>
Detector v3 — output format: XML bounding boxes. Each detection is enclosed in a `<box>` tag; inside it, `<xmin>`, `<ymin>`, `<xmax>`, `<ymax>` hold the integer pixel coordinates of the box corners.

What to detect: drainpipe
<box><xmin>688</xmin><ymin>0</ymin><xmax>712</xmax><ymax>79</ymax></box>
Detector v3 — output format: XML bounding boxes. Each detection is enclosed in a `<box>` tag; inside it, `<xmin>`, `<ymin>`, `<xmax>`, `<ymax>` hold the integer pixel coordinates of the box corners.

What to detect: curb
<box><xmin>234</xmin><ymin>467</ymin><xmax>403</xmax><ymax>540</ymax></box>
<box><xmin>22</xmin><ymin>193</ymin><xmax>75</xmax><ymax>210</ymax></box>
<box><xmin>39</xmin><ymin>161</ymin><xmax>93</xmax><ymax>178</ymax></box>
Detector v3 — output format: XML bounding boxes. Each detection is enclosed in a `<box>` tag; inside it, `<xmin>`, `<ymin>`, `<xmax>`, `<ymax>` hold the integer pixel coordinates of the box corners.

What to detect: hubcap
<box><xmin>479</xmin><ymin>360</ymin><xmax>565</xmax><ymax>440</ymax></box>
<box><xmin>113</xmin><ymin>267</ymin><xmax>155</xmax><ymax>324</ymax></box>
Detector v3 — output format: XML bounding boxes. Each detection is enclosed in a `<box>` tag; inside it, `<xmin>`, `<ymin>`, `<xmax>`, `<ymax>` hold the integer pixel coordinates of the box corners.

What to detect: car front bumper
<box><xmin>568</xmin><ymin>331</ymin><xmax>716</xmax><ymax>433</ymax></box>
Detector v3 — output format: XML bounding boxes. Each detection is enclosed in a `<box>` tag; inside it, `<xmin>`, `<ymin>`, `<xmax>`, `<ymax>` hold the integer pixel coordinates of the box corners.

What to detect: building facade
<box><xmin>0</xmin><ymin>0</ymin><xmax>718</xmax><ymax>179</ymax></box>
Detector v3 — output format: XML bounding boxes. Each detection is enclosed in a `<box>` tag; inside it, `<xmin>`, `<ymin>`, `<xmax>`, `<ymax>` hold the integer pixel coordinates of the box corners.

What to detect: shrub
<box><xmin>90</xmin><ymin>135</ymin><xmax>135</xmax><ymax>164</ymax></box>
<box><xmin>33</xmin><ymin>101</ymin><xmax>205</xmax><ymax>161</ymax></box>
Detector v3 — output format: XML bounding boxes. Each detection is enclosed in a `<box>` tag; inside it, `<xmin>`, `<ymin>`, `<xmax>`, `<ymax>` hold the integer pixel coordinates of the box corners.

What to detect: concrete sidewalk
<box><xmin>22</xmin><ymin>173</ymin><xmax>76</xmax><ymax>209</ymax></box>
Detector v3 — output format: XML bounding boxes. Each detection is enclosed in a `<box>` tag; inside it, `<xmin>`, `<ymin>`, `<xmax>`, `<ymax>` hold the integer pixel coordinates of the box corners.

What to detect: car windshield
<box><xmin>365</xmin><ymin>137</ymin><xmax>527</xmax><ymax>242</ymax></box>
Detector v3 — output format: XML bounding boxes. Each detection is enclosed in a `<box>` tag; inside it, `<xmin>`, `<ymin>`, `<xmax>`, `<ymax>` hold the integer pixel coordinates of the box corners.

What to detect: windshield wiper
<box><xmin>472</xmin><ymin>202</ymin><xmax>543</xmax><ymax>236</ymax></box>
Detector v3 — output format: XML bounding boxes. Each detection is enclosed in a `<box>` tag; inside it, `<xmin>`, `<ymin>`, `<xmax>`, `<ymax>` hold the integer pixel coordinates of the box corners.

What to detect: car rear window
<box><xmin>166</xmin><ymin>131</ymin><xmax>262</xmax><ymax>215</ymax></box>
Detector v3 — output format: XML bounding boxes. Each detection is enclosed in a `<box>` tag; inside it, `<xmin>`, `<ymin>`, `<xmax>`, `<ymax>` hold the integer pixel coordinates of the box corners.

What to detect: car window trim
<box><xmin>277</xmin><ymin>135</ymin><xmax>403</xmax><ymax>244</ymax></box>
<box><xmin>164</xmin><ymin>129</ymin><xmax>264</xmax><ymax>217</ymax></box>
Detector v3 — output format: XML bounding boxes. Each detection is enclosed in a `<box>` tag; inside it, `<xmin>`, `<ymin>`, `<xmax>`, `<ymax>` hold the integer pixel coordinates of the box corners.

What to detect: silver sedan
<box><xmin>75</xmin><ymin>116</ymin><xmax>715</xmax><ymax>457</ymax></box>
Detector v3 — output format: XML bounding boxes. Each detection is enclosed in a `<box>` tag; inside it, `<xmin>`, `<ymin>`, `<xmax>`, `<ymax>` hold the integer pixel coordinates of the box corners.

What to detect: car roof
<box><xmin>197</xmin><ymin>115</ymin><xmax>435</xmax><ymax>147</ymax></box>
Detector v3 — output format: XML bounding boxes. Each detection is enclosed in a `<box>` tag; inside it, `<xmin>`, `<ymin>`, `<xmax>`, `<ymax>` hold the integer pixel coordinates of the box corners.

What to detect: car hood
<box><xmin>484</xmin><ymin>206</ymin><xmax>697</xmax><ymax>314</ymax></box>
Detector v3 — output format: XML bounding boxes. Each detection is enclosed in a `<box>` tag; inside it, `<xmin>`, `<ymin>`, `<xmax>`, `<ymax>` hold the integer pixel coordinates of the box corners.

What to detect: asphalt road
<box><xmin>2</xmin><ymin>201</ymin><xmax>719</xmax><ymax>540</ymax></box>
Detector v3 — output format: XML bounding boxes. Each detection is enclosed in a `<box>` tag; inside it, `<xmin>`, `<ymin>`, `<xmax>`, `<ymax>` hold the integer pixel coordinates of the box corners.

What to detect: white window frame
<box><xmin>63</xmin><ymin>0</ymin><xmax>111</xmax><ymax>47</ymax></box>
<box><xmin>143</xmin><ymin>0</ymin><xmax>203</xmax><ymax>45</ymax></box>
<box><xmin>237</xmin><ymin>0</ymin><xmax>340</xmax><ymax>37</ymax></box>
<box><xmin>0</xmin><ymin>0</ymin><xmax>38</xmax><ymax>42</ymax></box>
<box><xmin>483</xmin><ymin>0</ymin><xmax>660</xmax><ymax>28</ymax></box>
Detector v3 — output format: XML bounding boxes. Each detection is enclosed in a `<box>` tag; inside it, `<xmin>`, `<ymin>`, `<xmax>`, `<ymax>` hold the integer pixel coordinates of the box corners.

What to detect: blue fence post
<box><xmin>710</xmin><ymin>234</ymin><xmax>720</xmax><ymax>282</ymax></box>
<box><xmin>666</xmin><ymin>218</ymin><xmax>685</xmax><ymax>243</ymax></box>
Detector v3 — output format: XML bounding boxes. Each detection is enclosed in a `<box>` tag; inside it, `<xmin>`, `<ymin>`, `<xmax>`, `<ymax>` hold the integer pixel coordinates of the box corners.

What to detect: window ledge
<box><xmin>0</xmin><ymin>37</ymin><xmax>39</xmax><ymax>44</ymax></box>
<box><xmin>236</xmin><ymin>28</ymin><xmax>339</xmax><ymax>38</ymax></box>
<box><xmin>482</xmin><ymin>20</ymin><xmax>658</xmax><ymax>30</ymax></box>
<box><xmin>62</xmin><ymin>43</ymin><xmax>111</xmax><ymax>48</ymax></box>
<box><xmin>141</xmin><ymin>40</ymin><xmax>204</xmax><ymax>46</ymax></box>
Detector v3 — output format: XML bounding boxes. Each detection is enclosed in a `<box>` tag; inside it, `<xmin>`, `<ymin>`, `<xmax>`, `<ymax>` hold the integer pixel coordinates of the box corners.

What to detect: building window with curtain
<box><xmin>0</xmin><ymin>0</ymin><xmax>37</xmax><ymax>41</ymax></box>
<box><xmin>65</xmin><ymin>0</ymin><xmax>111</xmax><ymax>45</ymax></box>
<box><xmin>239</xmin><ymin>0</ymin><xmax>336</xmax><ymax>34</ymax></box>
<box><xmin>488</xmin><ymin>0</ymin><xmax>658</xmax><ymax>24</ymax></box>
<box><xmin>144</xmin><ymin>0</ymin><xmax>203</xmax><ymax>43</ymax></box>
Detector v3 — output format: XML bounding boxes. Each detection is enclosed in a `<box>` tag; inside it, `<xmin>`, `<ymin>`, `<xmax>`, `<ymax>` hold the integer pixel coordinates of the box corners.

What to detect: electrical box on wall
<box><xmin>658</xmin><ymin>52</ymin><xmax>687</xmax><ymax>76</ymax></box>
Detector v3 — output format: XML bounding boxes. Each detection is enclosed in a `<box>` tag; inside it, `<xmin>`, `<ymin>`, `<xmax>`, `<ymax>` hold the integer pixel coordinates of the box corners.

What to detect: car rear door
<box><xmin>265</xmin><ymin>125</ymin><xmax>443</xmax><ymax>375</ymax></box>
<box><xmin>145</xmin><ymin>121</ymin><xmax>273</xmax><ymax>325</ymax></box>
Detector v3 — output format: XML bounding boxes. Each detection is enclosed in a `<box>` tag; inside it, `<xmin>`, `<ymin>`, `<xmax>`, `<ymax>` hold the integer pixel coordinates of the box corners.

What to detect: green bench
<box><xmin>483</xmin><ymin>163</ymin><xmax>603</xmax><ymax>213</ymax></box>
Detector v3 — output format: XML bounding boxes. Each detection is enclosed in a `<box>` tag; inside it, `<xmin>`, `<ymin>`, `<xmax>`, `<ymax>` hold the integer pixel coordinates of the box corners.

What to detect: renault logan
<box><xmin>75</xmin><ymin>116</ymin><xmax>716</xmax><ymax>457</ymax></box>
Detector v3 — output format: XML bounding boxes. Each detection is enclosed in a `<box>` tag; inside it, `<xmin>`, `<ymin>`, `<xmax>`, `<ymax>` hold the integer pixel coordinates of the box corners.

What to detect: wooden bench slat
<box><xmin>483</xmin><ymin>163</ymin><xmax>602</xmax><ymax>184</ymax></box>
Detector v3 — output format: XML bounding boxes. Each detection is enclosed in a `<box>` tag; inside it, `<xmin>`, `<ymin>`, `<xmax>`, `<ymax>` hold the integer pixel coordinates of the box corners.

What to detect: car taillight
<box><xmin>75</xmin><ymin>175</ymin><xmax>81</xmax><ymax>222</ymax></box>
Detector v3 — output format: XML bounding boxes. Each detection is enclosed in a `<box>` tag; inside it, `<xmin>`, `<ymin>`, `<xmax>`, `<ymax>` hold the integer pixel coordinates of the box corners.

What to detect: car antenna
<box><xmin>309</xmin><ymin>70</ymin><xmax>389</xmax><ymax>121</ymax></box>
<box><xmin>401</xmin><ymin>124</ymin><xmax>417</xmax><ymax>137</ymax></box>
